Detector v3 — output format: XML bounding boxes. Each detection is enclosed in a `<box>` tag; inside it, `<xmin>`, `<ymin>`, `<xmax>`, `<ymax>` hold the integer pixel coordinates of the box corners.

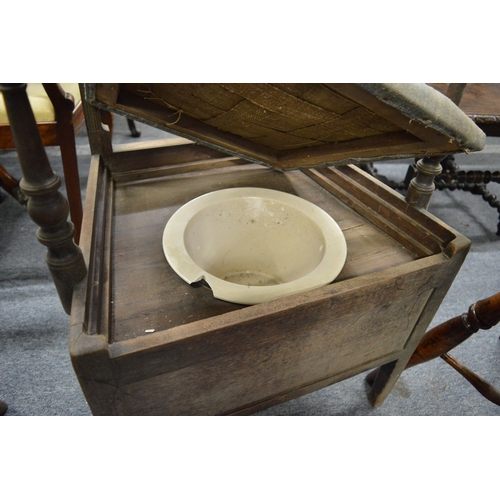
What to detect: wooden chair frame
<box><xmin>0</xmin><ymin>83</ymin><xmax>113</xmax><ymax>243</ymax></box>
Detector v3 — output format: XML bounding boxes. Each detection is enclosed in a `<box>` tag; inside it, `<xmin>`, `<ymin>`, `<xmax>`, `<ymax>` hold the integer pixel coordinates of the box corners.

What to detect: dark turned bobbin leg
<box><xmin>405</xmin><ymin>155</ymin><xmax>446</xmax><ymax>210</ymax></box>
<box><xmin>0</xmin><ymin>84</ymin><xmax>87</xmax><ymax>314</ymax></box>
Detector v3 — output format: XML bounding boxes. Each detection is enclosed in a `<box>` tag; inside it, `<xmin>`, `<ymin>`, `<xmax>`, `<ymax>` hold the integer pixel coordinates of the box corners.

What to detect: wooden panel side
<box><xmin>69</xmin><ymin>154</ymin><xmax>121</xmax><ymax>415</ymax></box>
<box><xmin>111</xmin><ymin>262</ymin><xmax>441</xmax><ymax>415</ymax></box>
<box><xmin>68</xmin><ymin>328</ymin><xmax>125</xmax><ymax>416</ymax></box>
<box><xmin>110</xmin><ymin>255</ymin><xmax>446</xmax><ymax>382</ymax></box>
<box><xmin>368</xmin><ymin>229</ymin><xmax>470</xmax><ymax>407</ymax></box>
<box><xmin>69</xmin><ymin>247</ymin><xmax>468</xmax><ymax>415</ymax></box>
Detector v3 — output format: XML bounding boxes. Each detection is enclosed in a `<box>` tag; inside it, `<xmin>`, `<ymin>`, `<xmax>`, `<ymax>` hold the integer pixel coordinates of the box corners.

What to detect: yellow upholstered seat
<box><xmin>0</xmin><ymin>83</ymin><xmax>81</xmax><ymax>123</ymax></box>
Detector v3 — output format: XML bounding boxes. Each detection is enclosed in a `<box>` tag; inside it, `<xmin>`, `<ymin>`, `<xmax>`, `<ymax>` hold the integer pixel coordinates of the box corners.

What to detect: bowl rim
<box><xmin>162</xmin><ymin>187</ymin><xmax>347</xmax><ymax>305</ymax></box>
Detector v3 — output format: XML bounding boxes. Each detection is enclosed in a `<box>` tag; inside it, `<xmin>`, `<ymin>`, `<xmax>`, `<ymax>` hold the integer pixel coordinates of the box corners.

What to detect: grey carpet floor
<box><xmin>1</xmin><ymin>114</ymin><xmax>499</xmax><ymax>416</ymax></box>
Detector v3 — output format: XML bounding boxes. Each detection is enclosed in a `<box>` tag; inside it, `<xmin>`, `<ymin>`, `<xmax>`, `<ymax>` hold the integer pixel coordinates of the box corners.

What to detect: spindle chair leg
<box><xmin>366</xmin><ymin>292</ymin><xmax>500</xmax><ymax>406</ymax></box>
<box><xmin>0</xmin><ymin>83</ymin><xmax>87</xmax><ymax>314</ymax></box>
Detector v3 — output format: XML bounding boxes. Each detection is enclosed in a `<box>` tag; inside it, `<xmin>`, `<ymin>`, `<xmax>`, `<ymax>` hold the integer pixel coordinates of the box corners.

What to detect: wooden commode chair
<box><xmin>1</xmin><ymin>83</ymin><xmax>488</xmax><ymax>415</ymax></box>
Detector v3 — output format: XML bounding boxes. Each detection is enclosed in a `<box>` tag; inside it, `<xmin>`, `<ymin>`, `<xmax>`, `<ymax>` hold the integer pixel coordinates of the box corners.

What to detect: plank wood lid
<box><xmin>87</xmin><ymin>83</ymin><xmax>486</xmax><ymax>170</ymax></box>
<box><xmin>162</xmin><ymin>188</ymin><xmax>347</xmax><ymax>304</ymax></box>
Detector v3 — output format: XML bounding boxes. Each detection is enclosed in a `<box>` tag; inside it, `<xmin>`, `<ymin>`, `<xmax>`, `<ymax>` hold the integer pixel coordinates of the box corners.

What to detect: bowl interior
<box><xmin>183</xmin><ymin>196</ymin><xmax>326</xmax><ymax>286</ymax></box>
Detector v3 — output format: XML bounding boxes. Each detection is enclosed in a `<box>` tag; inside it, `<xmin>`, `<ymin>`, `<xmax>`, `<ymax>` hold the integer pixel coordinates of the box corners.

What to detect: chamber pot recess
<box><xmin>162</xmin><ymin>187</ymin><xmax>347</xmax><ymax>305</ymax></box>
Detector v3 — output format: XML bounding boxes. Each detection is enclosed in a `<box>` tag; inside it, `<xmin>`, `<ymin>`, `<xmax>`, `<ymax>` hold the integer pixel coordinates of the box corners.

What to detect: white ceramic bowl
<box><xmin>162</xmin><ymin>188</ymin><xmax>347</xmax><ymax>305</ymax></box>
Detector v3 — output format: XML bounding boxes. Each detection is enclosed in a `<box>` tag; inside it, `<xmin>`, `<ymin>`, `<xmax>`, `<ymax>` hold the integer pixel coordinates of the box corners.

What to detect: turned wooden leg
<box><xmin>405</xmin><ymin>155</ymin><xmax>446</xmax><ymax>209</ymax></box>
<box><xmin>0</xmin><ymin>83</ymin><xmax>87</xmax><ymax>314</ymax></box>
<box><xmin>366</xmin><ymin>292</ymin><xmax>500</xmax><ymax>405</ymax></box>
<box><xmin>441</xmin><ymin>353</ymin><xmax>500</xmax><ymax>406</ymax></box>
<box><xmin>404</xmin><ymin>86</ymin><xmax>464</xmax><ymax>211</ymax></box>
<box><xmin>127</xmin><ymin>118</ymin><xmax>141</xmax><ymax>137</ymax></box>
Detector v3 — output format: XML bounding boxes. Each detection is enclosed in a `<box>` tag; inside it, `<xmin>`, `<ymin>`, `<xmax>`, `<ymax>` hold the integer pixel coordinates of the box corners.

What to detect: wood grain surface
<box><xmin>69</xmin><ymin>148</ymin><xmax>470</xmax><ymax>414</ymax></box>
<box><xmin>69</xmin><ymin>92</ymin><xmax>472</xmax><ymax>414</ymax></box>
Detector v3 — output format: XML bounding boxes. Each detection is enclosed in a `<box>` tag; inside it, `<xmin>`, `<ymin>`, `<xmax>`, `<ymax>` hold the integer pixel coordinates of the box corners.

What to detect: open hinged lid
<box><xmin>84</xmin><ymin>83</ymin><xmax>486</xmax><ymax>170</ymax></box>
